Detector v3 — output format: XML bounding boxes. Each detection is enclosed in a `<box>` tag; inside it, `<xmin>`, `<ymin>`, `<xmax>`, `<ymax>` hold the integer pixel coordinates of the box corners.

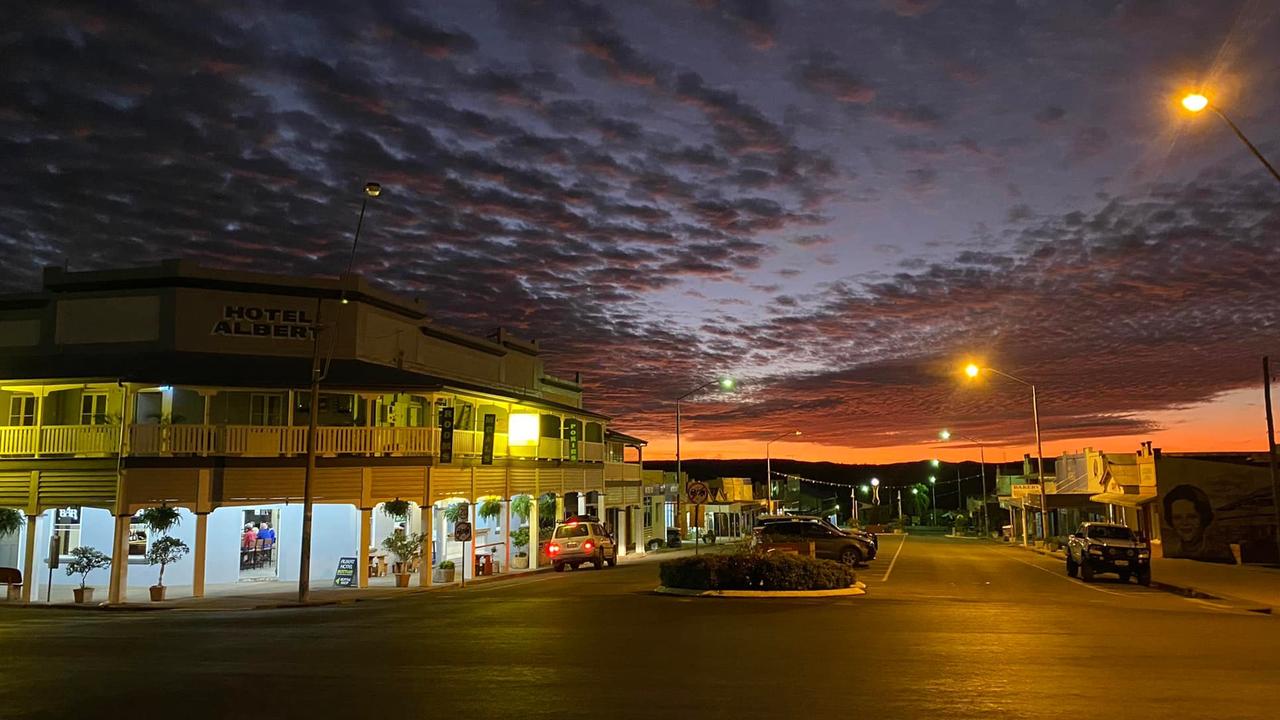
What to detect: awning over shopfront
<box><xmin>1089</xmin><ymin>491</ymin><xmax>1156</xmax><ymax>508</ymax></box>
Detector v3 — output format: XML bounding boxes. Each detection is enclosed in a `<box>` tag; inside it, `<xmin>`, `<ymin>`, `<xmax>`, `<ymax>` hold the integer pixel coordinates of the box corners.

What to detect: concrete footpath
<box><xmin>0</xmin><ymin>540</ymin><xmax>738</xmax><ymax>613</ymax></box>
<box><xmin>1009</xmin><ymin>540</ymin><xmax>1280</xmax><ymax>613</ymax></box>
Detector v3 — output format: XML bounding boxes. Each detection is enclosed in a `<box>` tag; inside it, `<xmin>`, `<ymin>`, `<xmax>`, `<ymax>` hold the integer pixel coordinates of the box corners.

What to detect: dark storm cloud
<box><xmin>1035</xmin><ymin>105</ymin><xmax>1067</xmax><ymax>125</ymax></box>
<box><xmin>695</xmin><ymin>0</ymin><xmax>780</xmax><ymax>50</ymax></box>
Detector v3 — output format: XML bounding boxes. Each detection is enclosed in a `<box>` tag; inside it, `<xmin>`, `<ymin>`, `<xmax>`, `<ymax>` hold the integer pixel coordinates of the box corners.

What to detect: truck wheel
<box><xmin>1137</xmin><ymin>568</ymin><xmax>1151</xmax><ymax>586</ymax></box>
<box><xmin>1119</xmin><ymin>571</ymin><xmax>1132</xmax><ymax>583</ymax></box>
<box><xmin>840</xmin><ymin>547</ymin><xmax>862</xmax><ymax>566</ymax></box>
<box><xmin>1066</xmin><ymin>556</ymin><xmax>1078</xmax><ymax>578</ymax></box>
<box><xmin>1080</xmin><ymin>562</ymin><xmax>1095</xmax><ymax>582</ymax></box>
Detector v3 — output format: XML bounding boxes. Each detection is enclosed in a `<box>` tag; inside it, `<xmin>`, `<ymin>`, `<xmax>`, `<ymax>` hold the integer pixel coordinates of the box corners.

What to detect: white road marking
<box><xmin>463</xmin><ymin>573</ymin><xmax>560</xmax><ymax>592</ymax></box>
<box><xmin>880</xmin><ymin>535</ymin><xmax>907</xmax><ymax>582</ymax></box>
<box><xmin>1004</xmin><ymin>552</ymin><xmax>1132</xmax><ymax>597</ymax></box>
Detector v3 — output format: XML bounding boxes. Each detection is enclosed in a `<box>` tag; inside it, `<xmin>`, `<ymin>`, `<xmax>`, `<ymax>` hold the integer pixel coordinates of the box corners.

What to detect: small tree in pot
<box><xmin>510</xmin><ymin>526</ymin><xmax>530</xmax><ymax>569</ymax></box>
<box><xmin>434</xmin><ymin>559</ymin><xmax>456</xmax><ymax>583</ymax></box>
<box><xmin>65</xmin><ymin>546</ymin><xmax>111</xmax><ymax>603</ymax></box>
<box><xmin>381</xmin><ymin>531</ymin><xmax>424</xmax><ymax>587</ymax></box>
<box><xmin>145</xmin><ymin>537</ymin><xmax>190</xmax><ymax>601</ymax></box>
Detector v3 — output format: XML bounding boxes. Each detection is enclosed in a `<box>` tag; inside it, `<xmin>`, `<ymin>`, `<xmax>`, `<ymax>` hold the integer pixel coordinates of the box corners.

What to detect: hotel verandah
<box><xmin>0</xmin><ymin>261</ymin><xmax>647</xmax><ymax>602</ymax></box>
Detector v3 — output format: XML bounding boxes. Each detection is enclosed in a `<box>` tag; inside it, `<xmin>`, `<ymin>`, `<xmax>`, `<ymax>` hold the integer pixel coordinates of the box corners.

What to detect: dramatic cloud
<box><xmin>2</xmin><ymin>0</ymin><xmax>1278</xmax><ymax>461</ymax></box>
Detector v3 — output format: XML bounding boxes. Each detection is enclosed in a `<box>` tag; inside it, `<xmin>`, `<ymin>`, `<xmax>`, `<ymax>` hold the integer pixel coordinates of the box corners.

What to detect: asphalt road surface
<box><xmin>2</xmin><ymin>531</ymin><xmax>1276</xmax><ymax>719</ymax></box>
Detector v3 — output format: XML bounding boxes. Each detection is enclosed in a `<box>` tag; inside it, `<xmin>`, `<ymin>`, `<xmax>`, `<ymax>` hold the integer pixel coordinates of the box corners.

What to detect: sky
<box><xmin>2</xmin><ymin>0</ymin><xmax>1279</xmax><ymax>464</ymax></box>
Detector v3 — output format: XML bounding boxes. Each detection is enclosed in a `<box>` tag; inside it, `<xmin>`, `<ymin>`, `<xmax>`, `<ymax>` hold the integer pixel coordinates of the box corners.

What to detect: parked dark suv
<box><xmin>755</xmin><ymin>514</ymin><xmax>878</xmax><ymax>559</ymax></box>
<box><xmin>755</xmin><ymin>519</ymin><xmax>875</xmax><ymax>565</ymax></box>
<box><xmin>1066</xmin><ymin>522</ymin><xmax>1151</xmax><ymax>585</ymax></box>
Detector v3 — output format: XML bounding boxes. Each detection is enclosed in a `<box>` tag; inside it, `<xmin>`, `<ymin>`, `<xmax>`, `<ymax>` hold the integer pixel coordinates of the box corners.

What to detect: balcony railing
<box><xmin>1</xmin><ymin>423</ymin><xmax>610</xmax><ymax>462</ymax></box>
<box><xmin>0</xmin><ymin>425</ymin><xmax>122</xmax><ymax>456</ymax></box>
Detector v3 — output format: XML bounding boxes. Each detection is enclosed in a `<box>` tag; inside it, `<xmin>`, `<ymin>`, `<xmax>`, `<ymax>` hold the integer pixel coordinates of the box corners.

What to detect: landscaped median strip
<box><xmin>654</xmin><ymin>580</ymin><xmax>867</xmax><ymax>599</ymax></box>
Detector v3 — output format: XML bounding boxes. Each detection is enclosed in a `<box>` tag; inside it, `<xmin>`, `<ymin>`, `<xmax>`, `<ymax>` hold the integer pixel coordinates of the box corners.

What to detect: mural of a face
<box><xmin>1170</xmin><ymin>498</ymin><xmax>1204</xmax><ymax>544</ymax></box>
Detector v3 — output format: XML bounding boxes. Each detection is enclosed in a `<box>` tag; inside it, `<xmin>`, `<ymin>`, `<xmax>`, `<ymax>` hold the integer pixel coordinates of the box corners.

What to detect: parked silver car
<box><xmin>547</xmin><ymin>516</ymin><xmax>617</xmax><ymax>571</ymax></box>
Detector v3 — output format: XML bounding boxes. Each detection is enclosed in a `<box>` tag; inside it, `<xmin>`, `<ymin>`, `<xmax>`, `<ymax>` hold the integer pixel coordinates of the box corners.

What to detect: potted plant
<box><xmin>137</xmin><ymin>504</ymin><xmax>182</xmax><ymax>535</ymax></box>
<box><xmin>510</xmin><ymin>526</ymin><xmax>530</xmax><ymax>569</ymax></box>
<box><xmin>65</xmin><ymin>546</ymin><xmax>111</xmax><ymax>603</ymax></box>
<box><xmin>478</xmin><ymin>497</ymin><xmax>502</xmax><ymax>524</ymax></box>
<box><xmin>382</xmin><ymin>531</ymin><xmax>424</xmax><ymax>587</ymax></box>
<box><xmin>145</xmin><ymin>536</ymin><xmax>190</xmax><ymax>601</ymax></box>
<box><xmin>434</xmin><ymin>559</ymin><xmax>456</xmax><ymax>583</ymax></box>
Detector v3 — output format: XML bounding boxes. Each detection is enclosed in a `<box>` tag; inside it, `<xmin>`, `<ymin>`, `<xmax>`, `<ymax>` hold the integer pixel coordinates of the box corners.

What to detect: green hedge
<box><xmin>659</xmin><ymin>552</ymin><xmax>856</xmax><ymax>591</ymax></box>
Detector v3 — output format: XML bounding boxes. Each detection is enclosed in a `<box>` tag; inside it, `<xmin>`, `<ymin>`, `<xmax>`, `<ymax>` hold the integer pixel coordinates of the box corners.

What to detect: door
<box><xmin>803</xmin><ymin>524</ymin><xmax>840</xmax><ymax>560</ymax></box>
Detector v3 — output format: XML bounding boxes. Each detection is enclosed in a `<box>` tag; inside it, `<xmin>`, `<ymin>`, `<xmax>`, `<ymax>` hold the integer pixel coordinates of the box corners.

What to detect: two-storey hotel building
<box><xmin>0</xmin><ymin>261</ymin><xmax>646</xmax><ymax>602</ymax></box>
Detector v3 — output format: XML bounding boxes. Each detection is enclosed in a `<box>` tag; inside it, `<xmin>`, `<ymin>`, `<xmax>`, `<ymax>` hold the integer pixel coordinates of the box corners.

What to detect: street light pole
<box><xmin>298</xmin><ymin>182</ymin><xmax>380</xmax><ymax>604</ymax></box>
<box><xmin>928</xmin><ymin>476</ymin><xmax>936</xmax><ymax>526</ymax></box>
<box><xmin>766</xmin><ymin>429</ymin><xmax>802</xmax><ymax>513</ymax></box>
<box><xmin>1263</xmin><ymin>356</ymin><xmax>1280</xmax><ymax>563</ymax></box>
<box><xmin>674</xmin><ymin>378</ymin><xmax>735</xmax><ymax>556</ymax></box>
<box><xmin>966</xmin><ymin>365</ymin><xmax>1049</xmax><ymax>542</ymax></box>
<box><xmin>1181</xmin><ymin>95</ymin><xmax>1280</xmax><ymax>186</ymax></box>
<box><xmin>940</xmin><ymin>429</ymin><xmax>990</xmax><ymax>537</ymax></box>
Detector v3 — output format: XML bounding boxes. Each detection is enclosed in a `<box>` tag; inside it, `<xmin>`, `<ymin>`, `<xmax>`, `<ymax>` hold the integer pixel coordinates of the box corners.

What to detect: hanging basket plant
<box><xmin>477</xmin><ymin>497</ymin><xmax>503</xmax><ymax>522</ymax></box>
<box><xmin>0</xmin><ymin>508</ymin><xmax>24</xmax><ymax>537</ymax></box>
<box><xmin>137</xmin><ymin>505</ymin><xmax>182</xmax><ymax>535</ymax></box>
<box><xmin>382</xmin><ymin>498</ymin><xmax>412</xmax><ymax>522</ymax></box>
<box><xmin>443</xmin><ymin>501</ymin><xmax>468</xmax><ymax>524</ymax></box>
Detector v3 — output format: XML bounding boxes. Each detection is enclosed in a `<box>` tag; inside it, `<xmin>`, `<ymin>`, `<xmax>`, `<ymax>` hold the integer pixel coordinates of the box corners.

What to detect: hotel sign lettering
<box><xmin>211</xmin><ymin>305</ymin><xmax>318</xmax><ymax>340</ymax></box>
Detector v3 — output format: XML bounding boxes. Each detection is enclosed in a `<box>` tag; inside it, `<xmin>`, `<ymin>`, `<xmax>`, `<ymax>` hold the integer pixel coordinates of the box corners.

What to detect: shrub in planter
<box><xmin>434</xmin><ymin>559</ymin><xmax>457</xmax><ymax>583</ymax></box>
<box><xmin>145</xmin><ymin>536</ymin><xmax>190</xmax><ymax>601</ymax></box>
<box><xmin>659</xmin><ymin>551</ymin><xmax>856</xmax><ymax>592</ymax></box>
<box><xmin>510</xmin><ymin>526</ymin><xmax>530</xmax><ymax>550</ymax></box>
<box><xmin>382</xmin><ymin>532</ymin><xmax>425</xmax><ymax>587</ymax></box>
<box><xmin>65</xmin><ymin>546</ymin><xmax>111</xmax><ymax>603</ymax></box>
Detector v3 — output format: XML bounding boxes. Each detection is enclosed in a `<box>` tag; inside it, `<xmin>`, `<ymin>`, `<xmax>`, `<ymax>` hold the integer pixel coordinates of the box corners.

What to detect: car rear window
<box><xmin>554</xmin><ymin>524</ymin><xmax>590</xmax><ymax>538</ymax></box>
<box><xmin>1087</xmin><ymin>525</ymin><xmax>1134</xmax><ymax>540</ymax></box>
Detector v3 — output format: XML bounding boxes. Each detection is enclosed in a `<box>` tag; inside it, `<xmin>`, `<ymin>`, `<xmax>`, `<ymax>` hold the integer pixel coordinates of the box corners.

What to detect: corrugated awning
<box><xmin>1090</xmin><ymin>491</ymin><xmax>1157</xmax><ymax>508</ymax></box>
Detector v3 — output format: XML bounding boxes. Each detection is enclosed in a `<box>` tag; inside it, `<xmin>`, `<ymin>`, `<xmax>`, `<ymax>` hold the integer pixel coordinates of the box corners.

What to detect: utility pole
<box><xmin>1264</xmin><ymin>356</ymin><xmax>1280</xmax><ymax>564</ymax></box>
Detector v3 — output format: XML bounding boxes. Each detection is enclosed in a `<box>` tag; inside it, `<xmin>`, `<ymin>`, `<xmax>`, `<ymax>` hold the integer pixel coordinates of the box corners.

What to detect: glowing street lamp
<box><xmin>928</xmin><ymin>475</ymin><xmax>937</xmax><ymax>525</ymax></box>
<box><xmin>1179</xmin><ymin>92</ymin><xmax>1280</xmax><ymax>185</ymax></box>
<box><xmin>675</xmin><ymin>377</ymin><xmax>736</xmax><ymax>553</ymax></box>
<box><xmin>964</xmin><ymin>363</ymin><xmax>1047</xmax><ymax>542</ymax></box>
<box><xmin>766</xmin><ymin>429</ymin><xmax>802</xmax><ymax>513</ymax></box>
<box><xmin>940</xmin><ymin>428</ymin><xmax>990</xmax><ymax>536</ymax></box>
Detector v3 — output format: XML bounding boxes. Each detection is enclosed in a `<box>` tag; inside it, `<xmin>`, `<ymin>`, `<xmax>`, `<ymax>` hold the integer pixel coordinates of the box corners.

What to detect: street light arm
<box><xmin>983</xmin><ymin>366</ymin><xmax>1033</xmax><ymax>388</ymax></box>
<box><xmin>1211</xmin><ymin>105</ymin><xmax>1280</xmax><ymax>185</ymax></box>
<box><xmin>678</xmin><ymin>379</ymin><xmax>719</xmax><ymax>401</ymax></box>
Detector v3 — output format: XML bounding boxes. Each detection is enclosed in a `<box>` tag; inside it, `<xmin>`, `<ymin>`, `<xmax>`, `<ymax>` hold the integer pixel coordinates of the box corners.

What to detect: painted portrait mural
<box><xmin>1157</xmin><ymin>457</ymin><xmax>1276</xmax><ymax>564</ymax></box>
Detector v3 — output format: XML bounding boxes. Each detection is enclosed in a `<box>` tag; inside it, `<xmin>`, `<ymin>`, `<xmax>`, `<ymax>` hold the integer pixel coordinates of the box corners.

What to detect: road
<box><xmin>2</xmin><ymin>531</ymin><xmax>1276</xmax><ymax>719</ymax></box>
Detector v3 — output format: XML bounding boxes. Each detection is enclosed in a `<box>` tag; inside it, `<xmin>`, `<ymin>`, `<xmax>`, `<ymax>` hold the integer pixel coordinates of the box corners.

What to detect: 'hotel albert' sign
<box><xmin>211</xmin><ymin>305</ymin><xmax>318</xmax><ymax>340</ymax></box>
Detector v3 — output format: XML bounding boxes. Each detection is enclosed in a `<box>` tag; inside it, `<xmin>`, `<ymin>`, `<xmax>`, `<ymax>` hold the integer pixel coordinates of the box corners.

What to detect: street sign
<box><xmin>438</xmin><ymin>406</ymin><xmax>455</xmax><ymax>464</ymax></box>
<box><xmin>453</xmin><ymin>520</ymin><xmax>472</xmax><ymax>542</ymax></box>
<box><xmin>333</xmin><ymin>557</ymin><xmax>357</xmax><ymax>587</ymax></box>
<box><xmin>686</xmin><ymin>481</ymin><xmax>710</xmax><ymax>505</ymax></box>
<box><xmin>481</xmin><ymin>413</ymin><xmax>496</xmax><ymax>465</ymax></box>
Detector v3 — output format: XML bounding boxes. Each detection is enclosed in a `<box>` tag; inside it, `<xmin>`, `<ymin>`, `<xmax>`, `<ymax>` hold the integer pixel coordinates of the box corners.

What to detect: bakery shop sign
<box><xmin>211</xmin><ymin>305</ymin><xmax>318</xmax><ymax>340</ymax></box>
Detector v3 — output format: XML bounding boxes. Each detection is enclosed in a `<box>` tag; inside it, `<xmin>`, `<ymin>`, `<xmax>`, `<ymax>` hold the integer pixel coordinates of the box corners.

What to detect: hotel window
<box><xmin>643</xmin><ymin>497</ymin><xmax>653</xmax><ymax>529</ymax></box>
<box><xmin>8</xmin><ymin>395</ymin><xmax>36</xmax><ymax>426</ymax></box>
<box><xmin>80</xmin><ymin>393</ymin><xmax>109</xmax><ymax>425</ymax></box>
<box><xmin>454</xmin><ymin>401</ymin><xmax>475</xmax><ymax>432</ymax></box>
<box><xmin>52</xmin><ymin>507</ymin><xmax>82</xmax><ymax>557</ymax></box>
<box><xmin>249</xmin><ymin>394</ymin><xmax>284</xmax><ymax>426</ymax></box>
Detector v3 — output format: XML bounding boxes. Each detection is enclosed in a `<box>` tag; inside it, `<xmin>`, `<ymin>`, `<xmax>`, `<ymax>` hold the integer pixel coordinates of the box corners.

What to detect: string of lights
<box><xmin>770</xmin><ymin>470</ymin><xmax>985</xmax><ymax>489</ymax></box>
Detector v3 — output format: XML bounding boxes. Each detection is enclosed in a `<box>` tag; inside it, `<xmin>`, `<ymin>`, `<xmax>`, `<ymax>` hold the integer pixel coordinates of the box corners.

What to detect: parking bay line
<box><xmin>880</xmin><ymin>535</ymin><xmax>907</xmax><ymax>582</ymax></box>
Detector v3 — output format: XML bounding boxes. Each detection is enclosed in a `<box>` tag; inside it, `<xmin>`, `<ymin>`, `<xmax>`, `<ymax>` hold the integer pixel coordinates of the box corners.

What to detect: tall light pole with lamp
<box><xmin>1180</xmin><ymin>93</ymin><xmax>1280</xmax><ymax>186</ymax></box>
<box><xmin>964</xmin><ymin>363</ymin><xmax>1048</xmax><ymax>542</ymax></box>
<box><xmin>766</xmin><ymin>429</ymin><xmax>802</xmax><ymax>512</ymax></box>
<box><xmin>298</xmin><ymin>181</ymin><xmax>381</xmax><ymax>603</ymax></box>
<box><xmin>675</xmin><ymin>377</ymin><xmax>735</xmax><ymax>553</ymax></box>
<box><xmin>928</xmin><ymin>476</ymin><xmax>936</xmax><ymax>526</ymax></box>
<box><xmin>940</xmin><ymin>428</ymin><xmax>989</xmax><ymax>537</ymax></box>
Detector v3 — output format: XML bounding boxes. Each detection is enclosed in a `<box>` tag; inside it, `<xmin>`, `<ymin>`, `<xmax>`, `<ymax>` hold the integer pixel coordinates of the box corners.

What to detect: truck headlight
<box><xmin>1087</xmin><ymin>544</ymin><xmax>1103</xmax><ymax>555</ymax></box>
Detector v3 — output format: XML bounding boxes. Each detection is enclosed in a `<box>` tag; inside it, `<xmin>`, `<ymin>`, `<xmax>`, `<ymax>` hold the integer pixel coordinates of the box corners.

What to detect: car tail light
<box><xmin>548</xmin><ymin>543</ymin><xmax>560</xmax><ymax>555</ymax></box>
<box><xmin>584</xmin><ymin>541</ymin><xmax>594</xmax><ymax>552</ymax></box>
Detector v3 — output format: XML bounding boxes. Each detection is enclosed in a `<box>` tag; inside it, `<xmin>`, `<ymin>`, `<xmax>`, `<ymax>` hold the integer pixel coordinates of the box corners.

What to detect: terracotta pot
<box><xmin>395</xmin><ymin>573</ymin><xmax>411</xmax><ymax>588</ymax></box>
<box><xmin>73</xmin><ymin>587</ymin><xmax>94</xmax><ymax>604</ymax></box>
<box><xmin>149</xmin><ymin>585</ymin><xmax>166</xmax><ymax>602</ymax></box>
<box><xmin>433</xmin><ymin>567</ymin><xmax>456</xmax><ymax>583</ymax></box>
